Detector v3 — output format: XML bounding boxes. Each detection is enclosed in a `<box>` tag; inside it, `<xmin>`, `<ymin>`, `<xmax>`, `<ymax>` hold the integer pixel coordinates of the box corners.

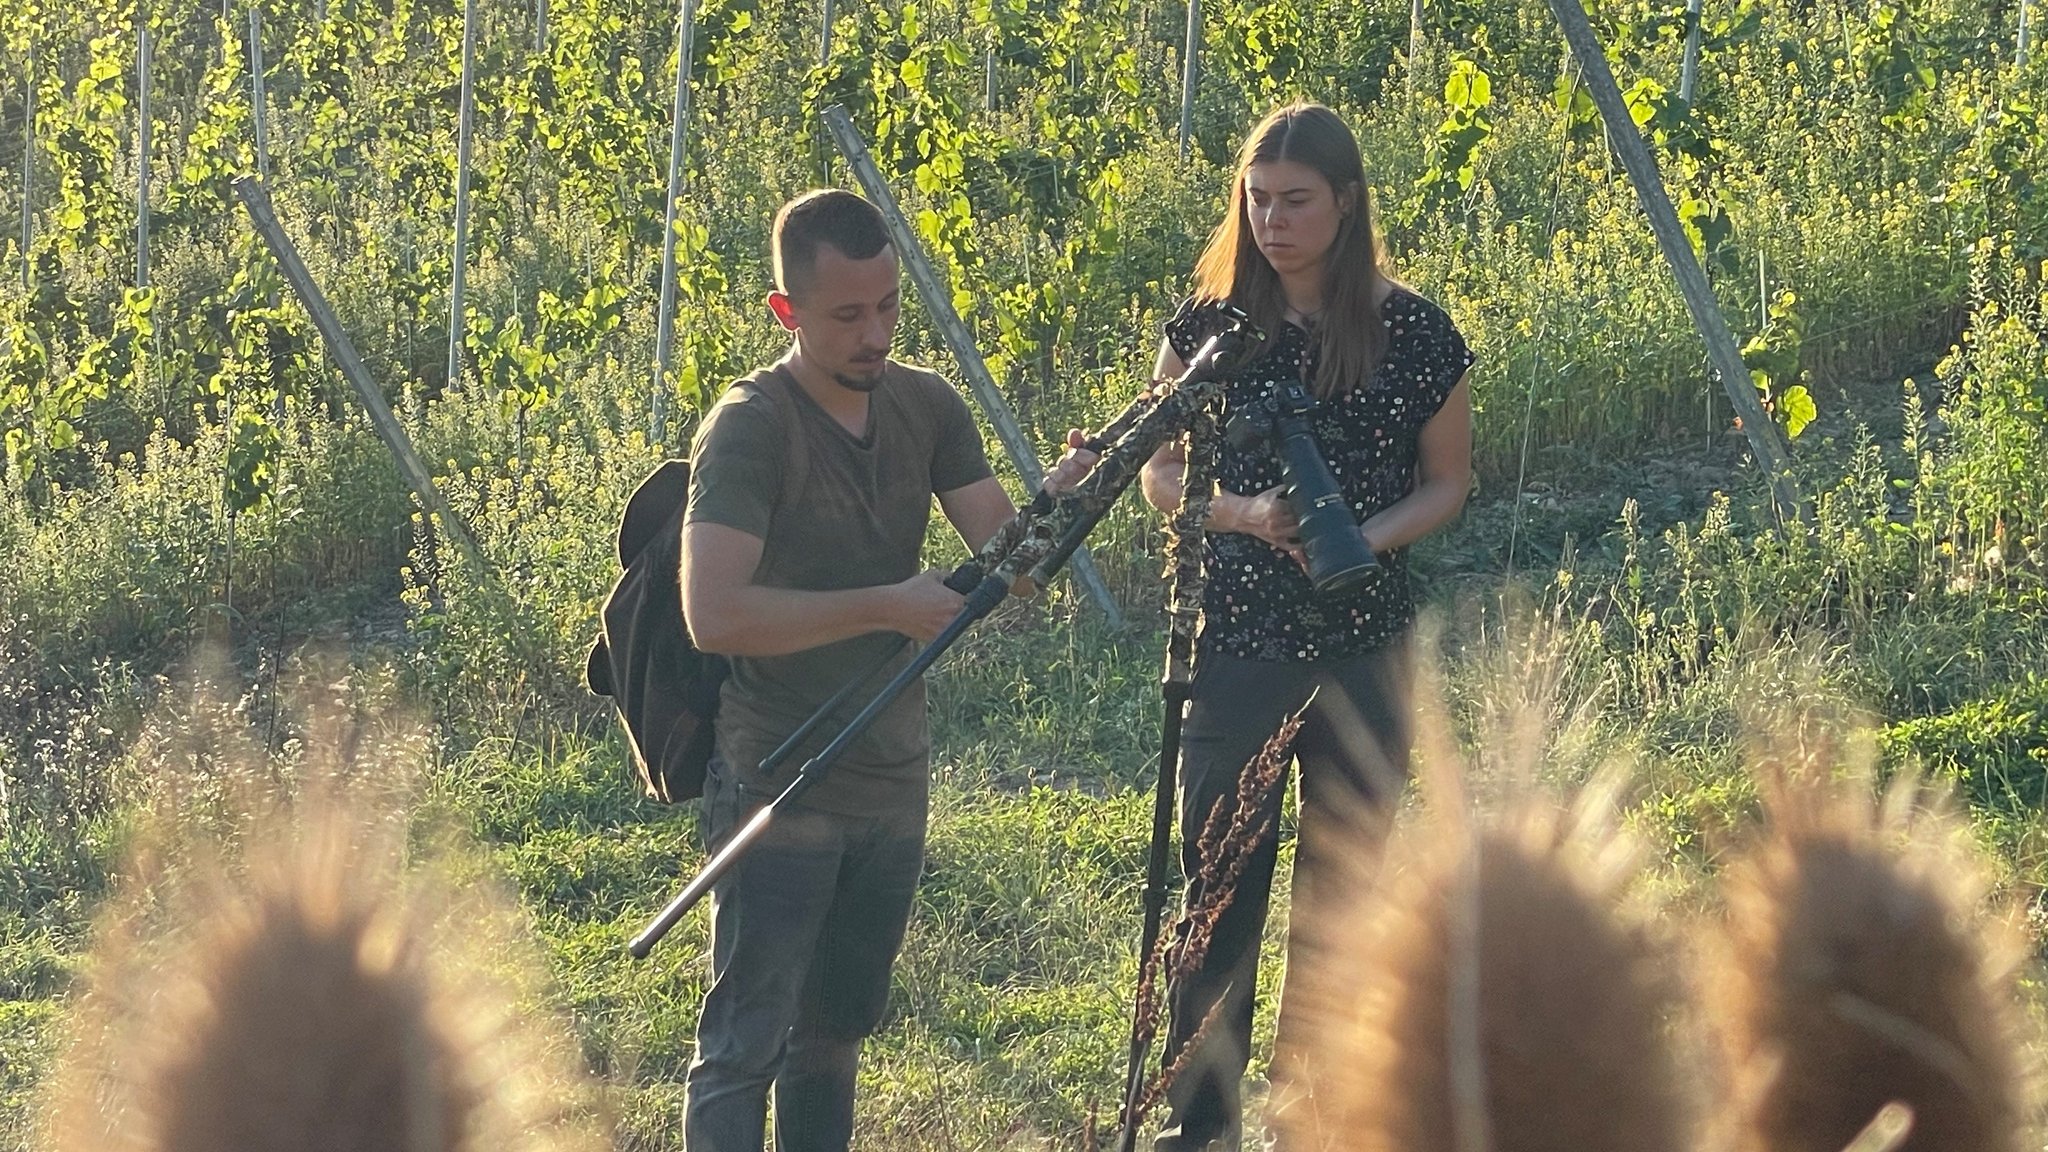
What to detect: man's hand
<box><xmin>886</xmin><ymin>569</ymin><xmax>966</xmax><ymax>643</ymax></box>
<box><xmin>1042</xmin><ymin>428</ymin><xmax>1100</xmax><ymax>497</ymax></box>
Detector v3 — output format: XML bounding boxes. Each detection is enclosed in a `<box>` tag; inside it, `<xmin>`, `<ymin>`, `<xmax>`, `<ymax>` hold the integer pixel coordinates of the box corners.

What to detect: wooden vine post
<box><xmin>650</xmin><ymin>0</ymin><xmax>700</xmax><ymax>445</ymax></box>
<box><xmin>1679</xmin><ymin>0</ymin><xmax>1704</xmax><ymax>104</ymax></box>
<box><xmin>823</xmin><ymin>105</ymin><xmax>1125</xmax><ymax>625</ymax></box>
<box><xmin>18</xmin><ymin>66</ymin><xmax>31</xmax><ymax>289</ymax></box>
<box><xmin>1546</xmin><ymin>0</ymin><xmax>1807</xmax><ymax>523</ymax></box>
<box><xmin>136</xmin><ymin>26</ymin><xmax>151</xmax><ymax>291</ymax></box>
<box><xmin>446</xmin><ymin>0</ymin><xmax>479</xmax><ymax>393</ymax></box>
<box><xmin>1178</xmin><ymin>0</ymin><xmax>1200</xmax><ymax>159</ymax></box>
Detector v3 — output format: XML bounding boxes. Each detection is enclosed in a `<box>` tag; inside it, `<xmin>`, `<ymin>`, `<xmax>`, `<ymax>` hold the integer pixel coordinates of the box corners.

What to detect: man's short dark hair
<box><xmin>772</xmin><ymin>189</ymin><xmax>892</xmax><ymax>297</ymax></box>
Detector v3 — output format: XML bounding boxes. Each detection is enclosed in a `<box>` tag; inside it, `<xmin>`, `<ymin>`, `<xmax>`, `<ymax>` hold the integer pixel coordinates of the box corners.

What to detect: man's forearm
<box><xmin>689</xmin><ymin>584</ymin><xmax>897</xmax><ymax>658</ymax></box>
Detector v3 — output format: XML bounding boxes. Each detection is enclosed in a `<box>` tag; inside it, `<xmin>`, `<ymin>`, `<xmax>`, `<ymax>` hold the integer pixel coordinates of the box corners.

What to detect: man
<box><xmin>679</xmin><ymin>188</ymin><xmax>1085</xmax><ymax>1151</ymax></box>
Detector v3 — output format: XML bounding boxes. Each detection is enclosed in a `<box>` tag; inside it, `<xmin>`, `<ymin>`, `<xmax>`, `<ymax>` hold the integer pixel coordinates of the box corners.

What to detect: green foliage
<box><xmin>399</xmin><ymin>389</ymin><xmax>667</xmax><ymax>729</ymax></box>
<box><xmin>1</xmin><ymin>0</ymin><xmax>2034</xmax><ymax>477</ymax></box>
<box><xmin>1883</xmin><ymin>677</ymin><xmax>2048</xmax><ymax>811</ymax></box>
<box><xmin>1741</xmin><ymin>289</ymin><xmax>1816</xmax><ymax>439</ymax></box>
<box><xmin>1410</xmin><ymin>57</ymin><xmax>1495</xmax><ymax>220</ymax></box>
<box><xmin>1206</xmin><ymin>0</ymin><xmax>1305</xmax><ymax>104</ymax></box>
<box><xmin>0</xmin><ymin>405</ymin><xmax>411</xmax><ymax>674</ymax></box>
<box><xmin>1925</xmin><ymin>242</ymin><xmax>2048</xmax><ymax>553</ymax></box>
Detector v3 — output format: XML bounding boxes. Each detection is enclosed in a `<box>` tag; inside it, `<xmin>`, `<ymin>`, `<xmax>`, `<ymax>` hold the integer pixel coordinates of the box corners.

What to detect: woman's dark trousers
<box><xmin>1151</xmin><ymin>640</ymin><xmax>1414</xmax><ymax>1152</ymax></box>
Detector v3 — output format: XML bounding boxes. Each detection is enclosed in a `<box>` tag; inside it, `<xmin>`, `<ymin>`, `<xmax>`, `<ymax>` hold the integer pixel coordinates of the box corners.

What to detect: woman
<box><xmin>1140</xmin><ymin>102</ymin><xmax>1475</xmax><ymax>1152</ymax></box>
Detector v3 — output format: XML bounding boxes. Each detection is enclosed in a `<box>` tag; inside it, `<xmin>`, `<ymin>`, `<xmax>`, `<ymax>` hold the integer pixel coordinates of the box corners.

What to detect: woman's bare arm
<box><xmin>1356</xmin><ymin>372</ymin><xmax>1474</xmax><ymax>554</ymax></box>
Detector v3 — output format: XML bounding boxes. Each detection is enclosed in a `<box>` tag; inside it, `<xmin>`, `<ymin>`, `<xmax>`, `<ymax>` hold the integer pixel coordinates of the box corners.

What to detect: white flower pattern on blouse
<box><xmin>1164</xmin><ymin>289</ymin><xmax>1475</xmax><ymax>663</ymax></box>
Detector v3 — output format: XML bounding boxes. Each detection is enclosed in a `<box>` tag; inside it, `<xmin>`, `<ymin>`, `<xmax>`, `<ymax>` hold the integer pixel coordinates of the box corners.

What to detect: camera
<box><xmin>1224</xmin><ymin>375</ymin><xmax>1380</xmax><ymax>595</ymax></box>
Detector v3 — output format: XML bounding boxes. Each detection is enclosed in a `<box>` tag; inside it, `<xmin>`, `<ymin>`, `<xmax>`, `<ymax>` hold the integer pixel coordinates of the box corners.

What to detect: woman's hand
<box><xmin>1216</xmin><ymin>485</ymin><xmax>1306</xmax><ymax>569</ymax></box>
<box><xmin>1042</xmin><ymin>428</ymin><xmax>1099</xmax><ymax>497</ymax></box>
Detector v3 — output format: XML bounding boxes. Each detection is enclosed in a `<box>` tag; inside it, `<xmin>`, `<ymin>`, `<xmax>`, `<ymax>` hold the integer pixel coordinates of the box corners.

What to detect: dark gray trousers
<box><xmin>1152</xmin><ymin>639</ymin><xmax>1414</xmax><ymax>1152</ymax></box>
<box><xmin>681</xmin><ymin>756</ymin><xmax>925</xmax><ymax>1152</ymax></box>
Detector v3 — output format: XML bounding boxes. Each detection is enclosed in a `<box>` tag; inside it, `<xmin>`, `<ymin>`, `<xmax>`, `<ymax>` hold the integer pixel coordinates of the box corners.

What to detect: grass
<box><xmin>4</xmin><ymin>458</ymin><xmax>2037</xmax><ymax>1151</ymax></box>
<box><xmin>3</xmin><ymin>317</ymin><xmax>2044</xmax><ymax>1143</ymax></box>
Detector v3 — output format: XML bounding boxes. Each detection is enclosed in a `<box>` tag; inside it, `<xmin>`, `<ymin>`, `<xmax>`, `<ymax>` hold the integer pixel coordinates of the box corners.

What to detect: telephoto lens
<box><xmin>1227</xmin><ymin>377</ymin><xmax>1380</xmax><ymax>595</ymax></box>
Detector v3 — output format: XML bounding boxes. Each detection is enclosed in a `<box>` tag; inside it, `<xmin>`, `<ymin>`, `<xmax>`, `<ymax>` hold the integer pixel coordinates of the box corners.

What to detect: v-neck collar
<box><xmin>777</xmin><ymin>364</ymin><xmax>878</xmax><ymax>449</ymax></box>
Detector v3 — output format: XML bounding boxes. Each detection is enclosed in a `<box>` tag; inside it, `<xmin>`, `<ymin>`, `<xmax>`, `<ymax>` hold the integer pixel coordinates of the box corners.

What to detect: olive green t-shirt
<box><xmin>684</xmin><ymin>361</ymin><xmax>994</xmax><ymax>815</ymax></box>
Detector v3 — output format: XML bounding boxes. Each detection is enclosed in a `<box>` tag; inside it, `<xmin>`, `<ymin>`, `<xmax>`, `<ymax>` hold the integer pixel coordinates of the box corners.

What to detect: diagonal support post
<box><xmin>823</xmin><ymin>105</ymin><xmax>1126</xmax><ymax>626</ymax></box>
<box><xmin>1546</xmin><ymin>0</ymin><xmax>1808</xmax><ymax>524</ymax></box>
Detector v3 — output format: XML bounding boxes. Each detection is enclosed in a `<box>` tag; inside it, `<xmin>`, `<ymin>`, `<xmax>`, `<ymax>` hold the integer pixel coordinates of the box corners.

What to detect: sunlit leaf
<box><xmin>1780</xmin><ymin>385</ymin><xmax>1817</xmax><ymax>439</ymax></box>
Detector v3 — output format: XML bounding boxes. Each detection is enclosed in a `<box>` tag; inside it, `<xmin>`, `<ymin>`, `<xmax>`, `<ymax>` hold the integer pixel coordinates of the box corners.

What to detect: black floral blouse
<box><xmin>1164</xmin><ymin>288</ymin><xmax>1475</xmax><ymax>663</ymax></box>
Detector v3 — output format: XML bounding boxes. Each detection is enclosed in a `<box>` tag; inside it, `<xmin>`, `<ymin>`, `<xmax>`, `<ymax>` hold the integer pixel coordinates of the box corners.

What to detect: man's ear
<box><xmin>767</xmin><ymin>291</ymin><xmax>799</xmax><ymax>332</ymax></box>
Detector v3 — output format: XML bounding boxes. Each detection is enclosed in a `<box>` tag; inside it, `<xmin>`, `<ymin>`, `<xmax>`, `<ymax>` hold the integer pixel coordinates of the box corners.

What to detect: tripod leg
<box><xmin>1117</xmin><ymin>679</ymin><xmax>1190</xmax><ymax>1152</ymax></box>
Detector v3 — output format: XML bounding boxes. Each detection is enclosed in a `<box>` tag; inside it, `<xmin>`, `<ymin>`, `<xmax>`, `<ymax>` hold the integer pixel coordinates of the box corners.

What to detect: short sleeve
<box><xmin>924</xmin><ymin>374</ymin><xmax>994</xmax><ymax>493</ymax></box>
<box><xmin>1394</xmin><ymin>295</ymin><xmax>1475</xmax><ymax>425</ymax></box>
<box><xmin>685</xmin><ymin>387</ymin><xmax>784</xmax><ymax>539</ymax></box>
<box><xmin>1163</xmin><ymin>296</ymin><xmax>1215</xmax><ymax>363</ymax></box>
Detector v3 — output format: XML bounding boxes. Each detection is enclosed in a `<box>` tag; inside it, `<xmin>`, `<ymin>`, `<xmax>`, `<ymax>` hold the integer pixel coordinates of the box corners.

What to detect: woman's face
<box><xmin>1244</xmin><ymin>158</ymin><xmax>1348</xmax><ymax>280</ymax></box>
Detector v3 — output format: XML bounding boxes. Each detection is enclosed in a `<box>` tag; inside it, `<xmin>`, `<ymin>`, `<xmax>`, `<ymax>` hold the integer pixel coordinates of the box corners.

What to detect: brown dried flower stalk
<box><xmin>1172</xmin><ymin>711</ymin><xmax>1303</xmax><ymax>981</ymax></box>
<box><xmin>1136</xmin><ymin>995</ymin><xmax>1231</xmax><ymax>1121</ymax></box>
<box><xmin>1119</xmin><ymin>709</ymin><xmax>1304</xmax><ymax>1141</ymax></box>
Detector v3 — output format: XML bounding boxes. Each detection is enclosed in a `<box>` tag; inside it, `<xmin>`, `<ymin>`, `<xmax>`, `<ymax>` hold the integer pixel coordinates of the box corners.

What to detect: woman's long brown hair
<box><xmin>1191</xmin><ymin>102</ymin><xmax>1390</xmax><ymax>400</ymax></box>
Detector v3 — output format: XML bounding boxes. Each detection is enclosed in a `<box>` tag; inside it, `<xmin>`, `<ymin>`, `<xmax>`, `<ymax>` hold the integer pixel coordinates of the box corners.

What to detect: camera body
<box><xmin>1225</xmin><ymin>375</ymin><xmax>1380</xmax><ymax>595</ymax></box>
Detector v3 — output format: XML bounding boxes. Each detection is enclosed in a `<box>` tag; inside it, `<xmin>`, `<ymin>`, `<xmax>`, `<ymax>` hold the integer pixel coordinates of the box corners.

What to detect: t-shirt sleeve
<box><xmin>685</xmin><ymin>387</ymin><xmax>784</xmax><ymax>539</ymax></box>
<box><xmin>1401</xmin><ymin>296</ymin><xmax>1476</xmax><ymax>426</ymax></box>
<box><xmin>1163</xmin><ymin>296</ymin><xmax>1213</xmax><ymax>364</ymax></box>
<box><xmin>925</xmin><ymin>374</ymin><xmax>995</xmax><ymax>493</ymax></box>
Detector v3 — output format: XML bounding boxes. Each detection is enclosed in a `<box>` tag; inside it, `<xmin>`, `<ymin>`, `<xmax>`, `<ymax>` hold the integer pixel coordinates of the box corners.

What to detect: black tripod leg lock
<box><xmin>964</xmin><ymin>571</ymin><xmax>1009</xmax><ymax>615</ymax></box>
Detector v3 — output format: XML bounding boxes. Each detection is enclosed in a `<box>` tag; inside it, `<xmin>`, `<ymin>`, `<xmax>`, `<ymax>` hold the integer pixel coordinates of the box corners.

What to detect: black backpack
<box><xmin>585</xmin><ymin>369</ymin><xmax>809</xmax><ymax>803</ymax></box>
<box><xmin>585</xmin><ymin>459</ymin><xmax>727</xmax><ymax>803</ymax></box>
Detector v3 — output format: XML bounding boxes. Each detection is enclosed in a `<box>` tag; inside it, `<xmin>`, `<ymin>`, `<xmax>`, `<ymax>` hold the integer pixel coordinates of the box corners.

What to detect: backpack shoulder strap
<box><xmin>748</xmin><ymin>365</ymin><xmax>813</xmax><ymax>512</ymax></box>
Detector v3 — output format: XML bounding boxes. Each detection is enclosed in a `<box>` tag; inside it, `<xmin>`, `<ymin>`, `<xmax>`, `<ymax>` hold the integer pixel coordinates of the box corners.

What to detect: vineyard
<box><xmin>2</xmin><ymin>0</ymin><xmax>2046</xmax><ymax>1146</ymax></box>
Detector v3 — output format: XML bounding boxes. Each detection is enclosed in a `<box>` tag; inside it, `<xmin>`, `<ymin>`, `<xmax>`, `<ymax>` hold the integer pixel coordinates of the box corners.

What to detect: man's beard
<box><xmin>834</xmin><ymin>364</ymin><xmax>885</xmax><ymax>393</ymax></box>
